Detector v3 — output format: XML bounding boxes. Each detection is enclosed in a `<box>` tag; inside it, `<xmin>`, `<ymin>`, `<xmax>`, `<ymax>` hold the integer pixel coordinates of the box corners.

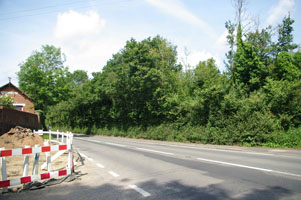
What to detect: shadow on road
<box><xmin>2</xmin><ymin>178</ymin><xmax>293</xmax><ymax>200</ymax></box>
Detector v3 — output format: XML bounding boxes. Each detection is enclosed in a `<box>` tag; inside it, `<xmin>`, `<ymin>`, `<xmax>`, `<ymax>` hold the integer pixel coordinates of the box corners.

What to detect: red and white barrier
<box><xmin>0</xmin><ymin>168</ymin><xmax>71</xmax><ymax>188</ymax></box>
<box><xmin>0</xmin><ymin>144</ymin><xmax>70</xmax><ymax>157</ymax></box>
<box><xmin>0</xmin><ymin>130</ymin><xmax>73</xmax><ymax>189</ymax></box>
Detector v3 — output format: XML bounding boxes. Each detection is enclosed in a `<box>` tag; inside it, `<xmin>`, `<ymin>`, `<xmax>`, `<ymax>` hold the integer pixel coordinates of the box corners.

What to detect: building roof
<box><xmin>0</xmin><ymin>82</ymin><xmax>34</xmax><ymax>102</ymax></box>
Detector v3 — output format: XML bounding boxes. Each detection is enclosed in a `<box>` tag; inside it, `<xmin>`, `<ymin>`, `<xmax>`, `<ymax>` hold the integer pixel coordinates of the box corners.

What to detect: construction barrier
<box><xmin>0</xmin><ymin>130</ymin><xmax>73</xmax><ymax>190</ymax></box>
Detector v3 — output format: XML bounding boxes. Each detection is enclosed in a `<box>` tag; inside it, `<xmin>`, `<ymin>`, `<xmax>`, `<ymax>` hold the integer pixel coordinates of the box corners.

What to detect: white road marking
<box><xmin>79</xmin><ymin>152</ymin><xmax>93</xmax><ymax>161</ymax></box>
<box><xmin>105</xmin><ymin>142</ymin><xmax>126</xmax><ymax>147</ymax></box>
<box><xmin>197</xmin><ymin>157</ymin><xmax>301</xmax><ymax>178</ymax></box>
<box><xmin>78</xmin><ymin>137</ymin><xmax>272</xmax><ymax>156</ymax></box>
<box><xmin>97</xmin><ymin>163</ymin><xmax>105</xmax><ymax>168</ymax></box>
<box><xmin>128</xmin><ymin>185</ymin><xmax>151</xmax><ymax>197</ymax></box>
<box><xmin>108</xmin><ymin>171</ymin><xmax>120</xmax><ymax>177</ymax></box>
<box><xmin>136</xmin><ymin>147</ymin><xmax>174</xmax><ymax>155</ymax></box>
<box><xmin>127</xmin><ymin>140</ymin><xmax>273</xmax><ymax>156</ymax></box>
<box><xmin>166</xmin><ymin>144</ymin><xmax>273</xmax><ymax>156</ymax></box>
<box><xmin>80</xmin><ymin>153</ymin><xmax>88</xmax><ymax>158</ymax></box>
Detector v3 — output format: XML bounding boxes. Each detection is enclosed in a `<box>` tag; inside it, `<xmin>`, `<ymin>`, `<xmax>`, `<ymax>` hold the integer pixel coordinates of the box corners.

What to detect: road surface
<box><xmin>4</xmin><ymin>135</ymin><xmax>301</xmax><ymax>199</ymax></box>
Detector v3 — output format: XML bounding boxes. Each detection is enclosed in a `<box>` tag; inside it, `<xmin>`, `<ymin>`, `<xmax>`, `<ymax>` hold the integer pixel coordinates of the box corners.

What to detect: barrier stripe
<box><xmin>41</xmin><ymin>173</ymin><xmax>50</xmax><ymax>180</ymax></box>
<box><xmin>0</xmin><ymin>150</ymin><xmax>12</xmax><ymax>157</ymax></box>
<box><xmin>0</xmin><ymin>145</ymin><xmax>71</xmax><ymax>157</ymax></box>
<box><xmin>0</xmin><ymin>169</ymin><xmax>70</xmax><ymax>188</ymax></box>
<box><xmin>59</xmin><ymin>145</ymin><xmax>67</xmax><ymax>151</ymax></box>
<box><xmin>21</xmin><ymin>176</ymin><xmax>31</xmax><ymax>184</ymax></box>
<box><xmin>59</xmin><ymin>169</ymin><xmax>67</xmax><ymax>176</ymax></box>
<box><xmin>42</xmin><ymin>146</ymin><xmax>51</xmax><ymax>152</ymax></box>
<box><xmin>22</xmin><ymin>148</ymin><xmax>32</xmax><ymax>154</ymax></box>
<box><xmin>0</xmin><ymin>180</ymin><xmax>10</xmax><ymax>188</ymax></box>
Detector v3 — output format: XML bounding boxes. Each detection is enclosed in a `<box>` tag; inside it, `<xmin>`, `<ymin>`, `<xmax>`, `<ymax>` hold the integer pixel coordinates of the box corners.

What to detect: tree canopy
<box><xmin>18</xmin><ymin>14</ymin><xmax>301</xmax><ymax>147</ymax></box>
<box><xmin>17</xmin><ymin>45</ymin><xmax>71</xmax><ymax>127</ymax></box>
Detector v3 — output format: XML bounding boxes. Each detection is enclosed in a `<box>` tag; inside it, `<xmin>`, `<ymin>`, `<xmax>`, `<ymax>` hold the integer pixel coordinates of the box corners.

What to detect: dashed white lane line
<box><xmin>128</xmin><ymin>185</ymin><xmax>151</xmax><ymax>197</ymax></box>
<box><xmin>197</xmin><ymin>157</ymin><xmax>301</xmax><ymax>178</ymax></box>
<box><xmin>135</xmin><ymin>147</ymin><xmax>174</xmax><ymax>155</ymax></box>
<box><xmin>97</xmin><ymin>163</ymin><xmax>105</xmax><ymax>168</ymax></box>
<box><xmin>105</xmin><ymin>142</ymin><xmax>127</xmax><ymax>147</ymax></box>
<box><xmin>108</xmin><ymin>171</ymin><xmax>120</xmax><ymax>177</ymax></box>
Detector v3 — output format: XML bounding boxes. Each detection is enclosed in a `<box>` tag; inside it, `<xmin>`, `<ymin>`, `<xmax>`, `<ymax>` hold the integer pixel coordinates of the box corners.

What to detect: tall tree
<box><xmin>276</xmin><ymin>14</ymin><xmax>298</xmax><ymax>54</ymax></box>
<box><xmin>17</xmin><ymin>45</ymin><xmax>70</xmax><ymax>127</ymax></box>
<box><xmin>225</xmin><ymin>20</ymin><xmax>236</xmax><ymax>78</ymax></box>
<box><xmin>101</xmin><ymin>36</ymin><xmax>180</xmax><ymax>127</ymax></box>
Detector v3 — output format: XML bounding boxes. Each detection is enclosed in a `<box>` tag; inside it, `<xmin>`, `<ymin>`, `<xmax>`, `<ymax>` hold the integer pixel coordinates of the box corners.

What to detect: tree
<box><xmin>225</xmin><ymin>20</ymin><xmax>236</xmax><ymax>78</ymax></box>
<box><xmin>68</xmin><ymin>70</ymin><xmax>89</xmax><ymax>88</ymax></box>
<box><xmin>275</xmin><ymin>51</ymin><xmax>300</xmax><ymax>81</ymax></box>
<box><xmin>101</xmin><ymin>36</ymin><xmax>181</xmax><ymax>127</ymax></box>
<box><xmin>0</xmin><ymin>95</ymin><xmax>14</xmax><ymax>108</ymax></box>
<box><xmin>245</xmin><ymin>26</ymin><xmax>273</xmax><ymax>63</ymax></box>
<box><xmin>276</xmin><ymin>14</ymin><xmax>298</xmax><ymax>54</ymax></box>
<box><xmin>17</xmin><ymin>45</ymin><xmax>71</xmax><ymax>128</ymax></box>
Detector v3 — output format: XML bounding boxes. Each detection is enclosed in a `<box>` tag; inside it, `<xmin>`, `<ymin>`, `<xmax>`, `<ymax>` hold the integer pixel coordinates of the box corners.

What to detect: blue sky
<box><xmin>0</xmin><ymin>0</ymin><xmax>300</xmax><ymax>86</ymax></box>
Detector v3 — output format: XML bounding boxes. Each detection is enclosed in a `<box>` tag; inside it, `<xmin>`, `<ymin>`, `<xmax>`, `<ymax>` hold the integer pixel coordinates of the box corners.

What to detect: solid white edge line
<box><xmin>128</xmin><ymin>184</ymin><xmax>151</xmax><ymax>197</ymax></box>
<box><xmin>105</xmin><ymin>142</ymin><xmax>126</xmax><ymax>147</ymax></box>
<box><xmin>167</xmin><ymin>144</ymin><xmax>273</xmax><ymax>156</ymax></box>
<box><xmin>76</xmin><ymin>137</ymin><xmax>272</xmax><ymax>156</ymax></box>
<box><xmin>80</xmin><ymin>153</ymin><xmax>88</xmax><ymax>158</ymax></box>
<box><xmin>197</xmin><ymin>158</ymin><xmax>272</xmax><ymax>172</ymax></box>
<box><xmin>108</xmin><ymin>171</ymin><xmax>120</xmax><ymax>177</ymax></box>
<box><xmin>136</xmin><ymin>147</ymin><xmax>174</xmax><ymax>155</ymax></box>
<box><xmin>79</xmin><ymin>152</ymin><xmax>93</xmax><ymax>161</ymax></box>
<box><xmin>97</xmin><ymin>163</ymin><xmax>105</xmax><ymax>168</ymax></box>
<box><xmin>197</xmin><ymin>157</ymin><xmax>301</xmax><ymax>178</ymax></box>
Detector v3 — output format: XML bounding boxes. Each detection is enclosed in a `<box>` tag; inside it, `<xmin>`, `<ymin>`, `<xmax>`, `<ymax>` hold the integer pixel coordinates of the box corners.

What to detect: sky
<box><xmin>0</xmin><ymin>0</ymin><xmax>300</xmax><ymax>86</ymax></box>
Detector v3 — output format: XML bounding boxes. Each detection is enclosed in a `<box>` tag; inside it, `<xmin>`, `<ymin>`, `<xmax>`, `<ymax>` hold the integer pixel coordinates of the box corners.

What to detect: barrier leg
<box><xmin>32</xmin><ymin>145</ymin><xmax>40</xmax><ymax>175</ymax></box>
<box><xmin>0</xmin><ymin>148</ymin><xmax>8</xmax><ymax>193</ymax></box>
<box><xmin>49</xmin><ymin>132</ymin><xmax>51</xmax><ymax>142</ymax></box>
<box><xmin>44</xmin><ymin>141</ymin><xmax>52</xmax><ymax>172</ymax></box>
<box><xmin>22</xmin><ymin>145</ymin><xmax>30</xmax><ymax>177</ymax></box>
<box><xmin>68</xmin><ymin>146</ymin><xmax>73</xmax><ymax>172</ymax></box>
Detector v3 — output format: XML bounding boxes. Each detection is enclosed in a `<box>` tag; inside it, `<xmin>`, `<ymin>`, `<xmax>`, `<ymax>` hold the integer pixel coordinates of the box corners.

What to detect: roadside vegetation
<box><xmin>17</xmin><ymin>6</ymin><xmax>301</xmax><ymax>148</ymax></box>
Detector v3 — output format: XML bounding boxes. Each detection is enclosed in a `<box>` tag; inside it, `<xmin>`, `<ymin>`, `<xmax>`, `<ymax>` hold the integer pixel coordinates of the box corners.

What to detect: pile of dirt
<box><xmin>0</xmin><ymin>126</ymin><xmax>44</xmax><ymax>149</ymax></box>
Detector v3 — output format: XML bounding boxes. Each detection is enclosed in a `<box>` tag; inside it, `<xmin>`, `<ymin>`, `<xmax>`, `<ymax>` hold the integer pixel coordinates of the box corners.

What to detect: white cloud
<box><xmin>215</xmin><ymin>30</ymin><xmax>228</xmax><ymax>54</ymax></box>
<box><xmin>188</xmin><ymin>51</ymin><xmax>216</xmax><ymax>66</ymax></box>
<box><xmin>179</xmin><ymin>49</ymin><xmax>221</xmax><ymax>70</ymax></box>
<box><xmin>60</xmin><ymin>38</ymin><xmax>125</xmax><ymax>74</ymax></box>
<box><xmin>266</xmin><ymin>0</ymin><xmax>295</xmax><ymax>25</ymax></box>
<box><xmin>146</xmin><ymin>0</ymin><xmax>217</xmax><ymax>39</ymax></box>
<box><xmin>52</xmin><ymin>10</ymin><xmax>124</xmax><ymax>75</ymax></box>
<box><xmin>54</xmin><ymin>10</ymin><xmax>106</xmax><ymax>39</ymax></box>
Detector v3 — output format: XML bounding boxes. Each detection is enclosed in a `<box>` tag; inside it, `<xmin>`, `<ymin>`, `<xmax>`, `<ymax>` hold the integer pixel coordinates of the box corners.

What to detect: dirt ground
<box><xmin>0</xmin><ymin>126</ymin><xmax>44</xmax><ymax>149</ymax></box>
<box><xmin>0</xmin><ymin>127</ymin><xmax>74</xmax><ymax>189</ymax></box>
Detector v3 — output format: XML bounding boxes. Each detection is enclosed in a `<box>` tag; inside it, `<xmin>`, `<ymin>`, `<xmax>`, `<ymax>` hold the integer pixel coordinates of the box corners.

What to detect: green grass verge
<box><xmin>51</xmin><ymin>125</ymin><xmax>301</xmax><ymax>149</ymax></box>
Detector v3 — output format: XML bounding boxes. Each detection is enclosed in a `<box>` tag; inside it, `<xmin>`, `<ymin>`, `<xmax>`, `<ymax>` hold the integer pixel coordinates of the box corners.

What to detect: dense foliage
<box><xmin>0</xmin><ymin>95</ymin><xmax>14</xmax><ymax>108</ymax></box>
<box><xmin>19</xmin><ymin>15</ymin><xmax>301</xmax><ymax>148</ymax></box>
<box><xmin>17</xmin><ymin>45</ymin><xmax>88</xmax><ymax>127</ymax></box>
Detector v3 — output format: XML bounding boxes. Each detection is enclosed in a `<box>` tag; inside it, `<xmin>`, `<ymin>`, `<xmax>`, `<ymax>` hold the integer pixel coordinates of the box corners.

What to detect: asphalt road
<box><xmin>3</xmin><ymin>135</ymin><xmax>301</xmax><ymax>200</ymax></box>
<box><xmin>72</xmin><ymin>135</ymin><xmax>301</xmax><ymax>200</ymax></box>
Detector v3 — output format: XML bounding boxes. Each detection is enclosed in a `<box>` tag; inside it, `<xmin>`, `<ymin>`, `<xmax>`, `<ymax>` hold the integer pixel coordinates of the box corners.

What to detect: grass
<box><xmin>50</xmin><ymin>125</ymin><xmax>301</xmax><ymax>149</ymax></box>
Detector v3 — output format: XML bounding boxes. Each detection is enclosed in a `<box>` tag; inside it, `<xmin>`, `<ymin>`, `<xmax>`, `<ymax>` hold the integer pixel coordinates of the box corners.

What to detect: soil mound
<box><xmin>0</xmin><ymin>126</ymin><xmax>44</xmax><ymax>149</ymax></box>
